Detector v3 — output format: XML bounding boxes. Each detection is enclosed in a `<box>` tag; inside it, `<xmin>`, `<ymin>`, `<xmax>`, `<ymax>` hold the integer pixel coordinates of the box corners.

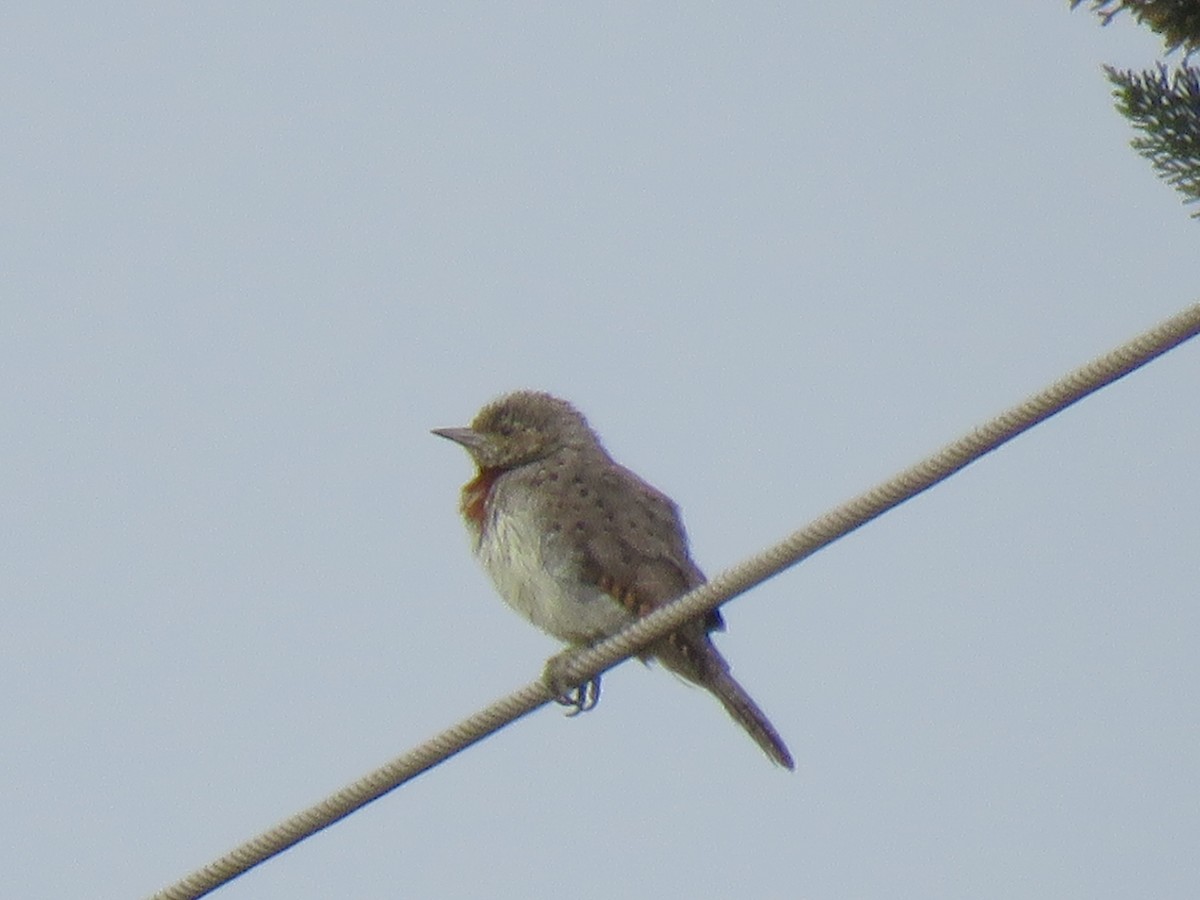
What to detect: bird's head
<box><xmin>433</xmin><ymin>391</ymin><xmax>598</xmax><ymax>470</ymax></box>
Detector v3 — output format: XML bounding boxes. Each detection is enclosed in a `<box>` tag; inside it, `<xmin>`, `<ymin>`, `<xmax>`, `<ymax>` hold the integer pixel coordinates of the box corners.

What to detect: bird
<box><xmin>433</xmin><ymin>390</ymin><xmax>793</xmax><ymax>769</ymax></box>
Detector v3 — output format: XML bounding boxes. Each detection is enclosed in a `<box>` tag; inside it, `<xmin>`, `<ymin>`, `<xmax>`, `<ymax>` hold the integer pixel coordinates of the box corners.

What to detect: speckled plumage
<box><xmin>434</xmin><ymin>391</ymin><xmax>793</xmax><ymax>769</ymax></box>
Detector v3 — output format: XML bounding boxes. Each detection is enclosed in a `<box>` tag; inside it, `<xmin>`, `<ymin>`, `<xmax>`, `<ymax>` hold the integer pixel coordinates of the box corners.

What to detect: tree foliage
<box><xmin>1106</xmin><ymin>65</ymin><xmax>1200</xmax><ymax>213</ymax></box>
<box><xmin>1074</xmin><ymin>2</ymin><xmax>1200</xmax><ymax>216</ymax></box>
<box><xmin>1072</xmin><ymin>0</ymin><xmax>1200</xmax><ymax>54</ymax></box>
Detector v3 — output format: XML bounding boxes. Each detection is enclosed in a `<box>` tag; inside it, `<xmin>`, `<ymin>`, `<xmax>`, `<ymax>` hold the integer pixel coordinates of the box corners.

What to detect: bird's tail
<box><xmin>707</xmin><ymin>667</ymin><xmax>795</xmax><ymax>770</ymax></box>
<box><xmin>655</xmin><ymin>631</ymin><xmax>794</xmax><ymax>770</ymax></box>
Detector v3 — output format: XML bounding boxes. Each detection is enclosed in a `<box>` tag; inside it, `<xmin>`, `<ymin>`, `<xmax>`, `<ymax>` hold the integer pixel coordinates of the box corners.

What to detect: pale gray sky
<box><xmin>3</xmin><ymin>4</ymin><xmax>1198</xmax><ymax>899</ymax></box>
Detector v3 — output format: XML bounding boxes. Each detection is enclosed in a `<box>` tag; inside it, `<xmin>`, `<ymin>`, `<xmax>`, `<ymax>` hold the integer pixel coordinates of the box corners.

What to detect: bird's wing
<box><xmin>562</xmin><ymin>461</ymin><xmax>723</xmax><ymax>632</ymax></box>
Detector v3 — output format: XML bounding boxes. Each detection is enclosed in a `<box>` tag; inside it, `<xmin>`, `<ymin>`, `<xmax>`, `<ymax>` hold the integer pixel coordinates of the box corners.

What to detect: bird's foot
<box><xmin>542</xmin><ymin>650</ymin><xmax>601</xmax><ymax>716</ymax></box>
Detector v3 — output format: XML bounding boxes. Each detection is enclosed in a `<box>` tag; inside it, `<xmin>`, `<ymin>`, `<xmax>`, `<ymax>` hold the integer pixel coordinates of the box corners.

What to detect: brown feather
<box><xmin>460</xmin><ymin>467</ymin><xmax>501</xmax><ymax>529</ymax></box>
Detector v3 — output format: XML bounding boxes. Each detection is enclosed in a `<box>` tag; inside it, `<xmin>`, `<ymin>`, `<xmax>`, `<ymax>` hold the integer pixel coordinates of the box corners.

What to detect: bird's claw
<box><xmin>543</xmin><ymin>650</ymin><xmax>601</xmax><ymax>715</ymax></box>
<box><xmin>555</xmin><ymin>677</ymin><xmax>601</xmax><ymax>715</ymax></box>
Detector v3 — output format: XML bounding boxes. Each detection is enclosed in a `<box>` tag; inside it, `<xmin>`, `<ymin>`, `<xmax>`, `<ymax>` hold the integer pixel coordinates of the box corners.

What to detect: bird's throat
<box><xmin>461</xmin><ymin>467</ymin><xmax>502</xmax><ymax>530</ymax></box>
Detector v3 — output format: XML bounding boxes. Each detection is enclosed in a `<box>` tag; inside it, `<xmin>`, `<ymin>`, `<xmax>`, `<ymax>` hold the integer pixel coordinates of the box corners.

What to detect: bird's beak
<box><xmin>431</xmin><ymin>426</ymin><xmax>485</xmax><ymax>450</ymax></box>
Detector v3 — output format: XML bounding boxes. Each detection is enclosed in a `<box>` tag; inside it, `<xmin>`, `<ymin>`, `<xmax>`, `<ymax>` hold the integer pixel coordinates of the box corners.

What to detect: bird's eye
<box><xmin>497</xmin><ymin>424</ymin><xmax>515</xmax><ymax>437</ymax></box>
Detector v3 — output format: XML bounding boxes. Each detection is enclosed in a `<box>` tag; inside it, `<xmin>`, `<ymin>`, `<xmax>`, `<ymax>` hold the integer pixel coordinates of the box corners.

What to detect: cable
<box><xmin>148</xmin><ymin>302</ymin><xmax>1200</xmax><ymax>900</ymax></box>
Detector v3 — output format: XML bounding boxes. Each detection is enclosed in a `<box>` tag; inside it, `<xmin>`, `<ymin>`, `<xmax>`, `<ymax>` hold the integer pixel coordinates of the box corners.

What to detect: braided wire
<box><xmin>149</xmin><ymin>302</ymin><xmax>1200</xmax><ymax>900</ymax></box>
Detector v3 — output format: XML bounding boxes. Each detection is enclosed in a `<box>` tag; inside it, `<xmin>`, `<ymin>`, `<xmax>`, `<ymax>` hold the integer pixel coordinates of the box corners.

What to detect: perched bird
<box><xmin>433</xmin><ymin>390</ymin><xmax>793</xmax><ymax>769</ymax></box>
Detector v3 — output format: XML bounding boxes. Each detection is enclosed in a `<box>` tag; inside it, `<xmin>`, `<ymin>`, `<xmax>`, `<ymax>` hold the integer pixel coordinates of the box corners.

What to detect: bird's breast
<box><xmin>470</xmin><ymin>475</ymin><xmax>632</xmax><ymax>644</ymax></box>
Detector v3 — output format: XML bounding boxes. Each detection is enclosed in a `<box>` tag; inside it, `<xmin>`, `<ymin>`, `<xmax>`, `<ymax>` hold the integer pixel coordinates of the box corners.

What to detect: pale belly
<box><xmin>473</xmin><ymin>498</ymin><xmax>632</xmax><ymax>645</ymax></box>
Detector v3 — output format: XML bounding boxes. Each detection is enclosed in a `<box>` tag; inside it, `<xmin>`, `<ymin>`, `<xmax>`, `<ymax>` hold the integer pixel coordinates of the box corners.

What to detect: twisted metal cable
<box><xmin>149</xmin><ymin>302</ymin><xmax>1200</xmax><ymax>900</ymax></box>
